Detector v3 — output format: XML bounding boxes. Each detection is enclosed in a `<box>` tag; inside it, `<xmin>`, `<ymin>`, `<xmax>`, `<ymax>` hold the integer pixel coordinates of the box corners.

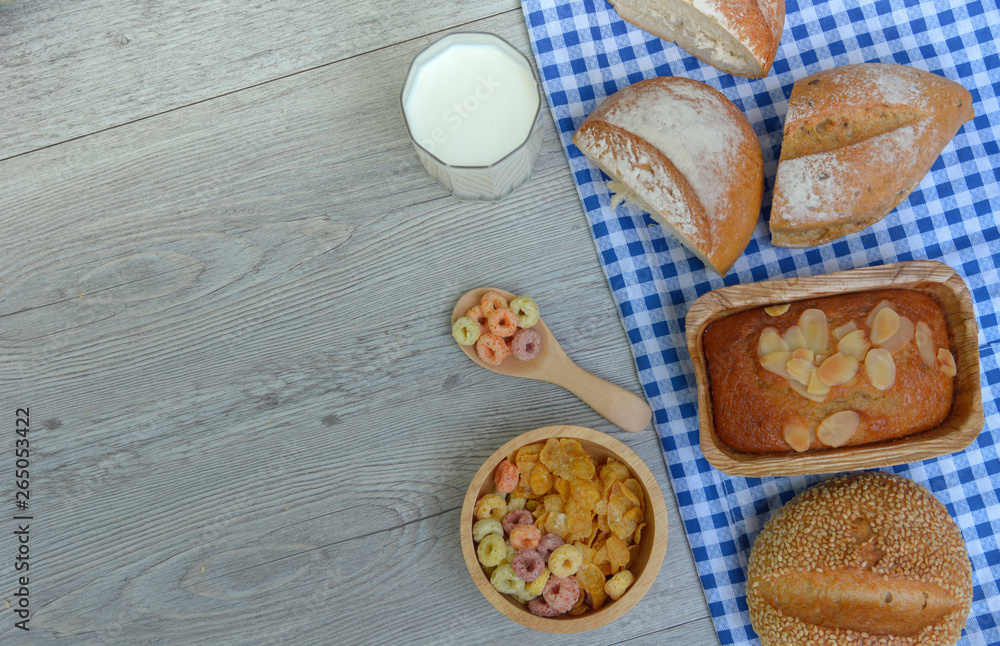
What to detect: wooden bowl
<box><xmin>685</xmin><ymin>260</ymin><xmax>983</xmax><ymax>477</ymax></box>
<box><xmin>460</xmin><ymin>425</ymin><xmax>668</xmax><ymax>632</ymax></box>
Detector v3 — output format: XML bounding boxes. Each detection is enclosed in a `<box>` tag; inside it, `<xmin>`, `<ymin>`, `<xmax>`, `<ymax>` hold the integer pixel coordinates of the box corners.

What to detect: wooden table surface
<box><xmin>0</xmin><ymin>1</ymin><xmax>720</xmax><ymax>643</ymax></box>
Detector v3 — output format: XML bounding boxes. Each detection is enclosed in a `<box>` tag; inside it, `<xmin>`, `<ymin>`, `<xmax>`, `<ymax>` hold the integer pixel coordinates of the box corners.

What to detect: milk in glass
<box><xmin>401</xmin><ymin>33</ymin><xmax>543</xmax><ymax>200</ymax></box>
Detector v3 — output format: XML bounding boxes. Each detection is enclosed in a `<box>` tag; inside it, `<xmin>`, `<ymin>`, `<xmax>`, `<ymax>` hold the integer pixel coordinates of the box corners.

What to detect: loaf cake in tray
<box><xmin>703</xmin><ymin>289</ymin><xmax>957</xmax><ymax>454</ymax></box>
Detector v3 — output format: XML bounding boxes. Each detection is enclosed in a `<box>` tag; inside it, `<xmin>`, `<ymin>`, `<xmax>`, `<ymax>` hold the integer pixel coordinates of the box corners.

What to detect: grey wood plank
<box><xmin>0</xmin><ymin>8</ymin><xmax>721</xmax><ymax>646</ymax></box>
<box><xmin>0</xmin><ymin>0</ymin><xmax>518</xmax><ymax>159</ymax></box>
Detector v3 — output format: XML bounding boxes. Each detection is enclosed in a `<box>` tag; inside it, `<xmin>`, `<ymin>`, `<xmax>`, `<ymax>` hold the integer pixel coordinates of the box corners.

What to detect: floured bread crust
<box><xmin>771</xmin><ymin>64</ymin><xmax>974</xmax><ymax>248</ymax></box>
<box><xmin>609</xmin><ymin>0</ymin><xmax>785</xmax><ymax>77</ymax></box>
<box><xmin>573</xmin><ymin>77</ymin><xmax>763</xmax><ymax>275</ymax></box>
<box><xmin>748</xmin><ymin>473</ymin><xmax>972</xmax><ymax>646</ymax></box>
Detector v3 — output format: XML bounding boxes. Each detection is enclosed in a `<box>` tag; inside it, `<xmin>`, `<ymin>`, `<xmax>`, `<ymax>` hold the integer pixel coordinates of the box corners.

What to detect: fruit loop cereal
<box><xmin>476</xmin><ymin>333</ymin><xmax>509</xmax><ymax>366</ymax></box>
<box><xmin>528</xmin><ymin>596</ymin><xmax>561</xmax><ymax>617</ymax></box>
<box><xmin>471</xmin><ymin>437</ymin><xmax>642</xmax><ymax>618</ymax></box>
<box><xmin>474</xmin><ymin>493</ymin><xmax>507</xmax><ymax>521</ymax></box>
<box><xmin>490</xmin><ymin>564</ymin><xmax>525</xmax><ymax>595</ymax></box>
<box><xmin>453</xmin><ymin>292</ymin><xmax>543</xmax><ymax>366</ymax></box>
<box><xmin>509</xmin><ymin>524</ymin><xmax>541</xmax><ymax>550</ymax></box>
<box><xmin>502</xmin><ymin>541</ymin><xmax>516</xmax><ymax>565</ymax></box>
<box><xmin>494</xmin><ymin>459</ymin><xmax>519</xmax><ymax>494</ymax></box>
<box><xmin>548</xmin><ymin>544</ymin><xmax>583</xmax><ymax>578</ymax></box>
<box><xmin>512</xmin><ymin>549</ymin><xmax>545</xmax><ymax>581</ymax></box>
<box><xmin>512</xmin><ymin>587</ymin><xmax>538</xmax><ymax>604</ymax></box>
<box><xmin>536</xmin><ymin>533</ymin><xmax>564</xmax><ymax>562</ymax></box>
<box><xmin>472</xmin><ymin>519</ymin><xmax>503</xmax><ymax>543</ymax></box>
<box><xmin>501</xmin><ymin>509</ymin><xmax>534</xmax><ymax>534</ymax></box>
<box><xmin>452</xmin><ymin>316</ymin><xmax>481</xmax><ymax>346</ymax></box>
<box><xmin>476</xmin><ymin>534</ymin><xmax>507</xmax><ymax>567</ymax></box>
<box><xmin>509</xmin><ymin>296</ymin><xmax>539</xmax><ymax>328</ymax></box>
<box><xmin>465</xmin><ymin>305</ymin><xmax>489</xmax><ymax>335</ymax></box>
<box><xmin>524</xmin><ymin>567</ymin><xmax>550</xmax><ymax>596</ymax></box>
<box><xmin>511</xmin><ymin>328</ymin><xmax>541</xmax><ymax>361</ymax></box>
<box><xmin>543</xmin><ymin>575</ymin><xmax>580</xmax><ymax>613</ymax></box>
<box><xmin>480</xmin><ymin>292</ymin><xmax>508</xmax><ymax>317</ymax></box>
<box><xmin>488</xmin><ymin>308</ymin><xmax>518</xmax><ymax>337</ymax></box>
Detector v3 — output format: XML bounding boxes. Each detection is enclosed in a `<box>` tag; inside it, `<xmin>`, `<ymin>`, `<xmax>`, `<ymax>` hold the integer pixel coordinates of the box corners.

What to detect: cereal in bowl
<box><xmin>471</xmin><ymin>437</ymin><xmax>643</xmax><ymax>617</ymax></box>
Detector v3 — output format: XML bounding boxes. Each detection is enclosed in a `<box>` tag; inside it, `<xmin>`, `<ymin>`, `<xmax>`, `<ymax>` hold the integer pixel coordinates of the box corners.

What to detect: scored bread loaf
<box><xmin>748</xmin><ymin>472</ymin><xmax>972</xmax><ymax>645</ymax></box>
<box><xmin>572</xmin><ymin>77</ymin><xmax>763</xmax><ymax>275</ymax></box>
<box><xmin>608</xmin><ymin>0</ymin><xmax>785</xmax><ymax>77</ymax></box>
<box><xmin>770</xmin><ymin>63</ymin><xmax>974</xmax><ymax>248</ymax></box>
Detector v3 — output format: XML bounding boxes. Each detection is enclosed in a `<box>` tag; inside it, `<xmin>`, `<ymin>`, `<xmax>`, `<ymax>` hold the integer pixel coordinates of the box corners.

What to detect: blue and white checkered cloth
<box><xmin>519</xmin><ymin>0</ymin><xmax>1000</xmax><ymax>642</ymax></box>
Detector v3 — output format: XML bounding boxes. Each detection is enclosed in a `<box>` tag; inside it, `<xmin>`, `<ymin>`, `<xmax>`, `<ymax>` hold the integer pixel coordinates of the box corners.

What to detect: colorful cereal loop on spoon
<box><xmin>465</xmin><ymin>305</ymin><xmax>489</xmax><ymax>335</ymax></box>
<box><xmin>476</xmin><ymin>333</ymin><xmax>509</xmax><ymax>366</ymax></box>
<box><xmin>488</xmin><ymin>307</ymin><xmax>518</xmax><ymax>337</ymax></box>
<box><xmin>509</xmin><ymin>295</ymin><xmax>539</xmax><ymax>328</ymax></box>
<box><xmin>480</xmin><ymin>291</ymin><xmax>508</xmax><ymax>317</ymax></box>
<box><xmin>452</xmin><ymin>316</ymin><xmax>481</xmax><ymax>346</ymax></box>
<box><xmin>511</xmin><ymin>328</ymin><xmax>541</xmax><ymax>361</ymax></box>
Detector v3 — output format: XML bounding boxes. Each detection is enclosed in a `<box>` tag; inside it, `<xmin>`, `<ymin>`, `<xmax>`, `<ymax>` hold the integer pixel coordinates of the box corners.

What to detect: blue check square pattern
<box><xmin>520</xmin><ymin>0</ymin><xmax>1000</xmax><ymax>643</ymax></box>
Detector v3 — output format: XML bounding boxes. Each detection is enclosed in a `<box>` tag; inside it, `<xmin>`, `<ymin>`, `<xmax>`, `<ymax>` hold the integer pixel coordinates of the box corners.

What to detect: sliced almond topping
<box><xmin>866</xmin><ymin>300</ymin><xmax>896</xmax><ymax>328</ymax></box>
<box><xmin>783</xmin><ymin>423</ymin><xmax>813</xmax><ymax>452</ymax></box>
<box><xmin>788</xmin><ymin>377</ymin><xmax>827</xmax><ymax>402</ymax></box>
<box><xmin>817</xmin><ymin>353</ymin><xmax>859</xmax><ymax>386</ymax></box>
<box><xmin>814</xmin><ymin>353</ymin><xmax>827</xmax><ymax>366</ymax></box>
<box><xmin>879</xmin><ymin>316</ymin><xmax>915</xmax><ymax>355</ymax></box>
<box><xmin>761</xmin><ymin>351</ymin><xmax>793</xmax><ymax>378</ymax></box>
<box><xmin>765</xmin><ymin>303</ymin><xmax>790</xmax><ymax>317</ymax></box>
<box><xmin>864</xmin><ymin>348</ymin><xmax>896</xmax><ymax>390</ymax></box>
<box><xmin>758</xmin><ymin>327</ymin><xmax>789</xmax><ymax>357</ymax></box>
<box><xmin>786</xmin><ymin>357</ymin><xmax>814</xmax><ymax>385</ymax></box>
<box><xmin>833</xmin><ymin>321</ymin><xmax>859</xmax><ymax>341</ymax></box>
<box><xmin>792</xmin><ymin>348</ymin><xmax>814</xmax><ymax>363</ymax></box>
<box><xmin>816</xmin><ymin>411</ymin><xmax>860</xmax><ymax>447</ymax></box>
<box><xmin>783</xmin><ymin>325</ymin><xmax>808</xmax><ymax>351</ymax></box>
<box><xmin>837</xmin><ymin>329</ymin><xmax>871</xmax><ymax>361</ymax></box>
<box><xmin>807</xmin><ymin>369</ymin><xmax>831</xmax><ymax>397</ymax></box>
<box><xmin>870</xmin><ymin>307</ymin><xmax>900</xmax><ymax>345</ymax></box>
<box><xmin>798</xmin><ymin>309</ymin><xmax>829</xmax><ymax>354</ymax></box>
<box><xmin>938</xmin><ymin>348</ymin><xmax>957</xmax><ymax>377</ymax></box>
<box><xmin>915</xmin><ymin>321</ymin><xmax>936</xmax><ymax>367</ymax></box>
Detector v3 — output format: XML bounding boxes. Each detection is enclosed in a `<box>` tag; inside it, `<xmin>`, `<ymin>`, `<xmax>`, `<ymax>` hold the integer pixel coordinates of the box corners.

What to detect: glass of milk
<box><xmin>401</xmin><ymin>33</ymin><xmax>544</xmax><ymax>201</ymax></box>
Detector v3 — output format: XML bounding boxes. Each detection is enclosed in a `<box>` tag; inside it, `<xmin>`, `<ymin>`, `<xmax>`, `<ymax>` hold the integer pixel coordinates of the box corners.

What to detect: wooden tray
<box><xmin>685</xmin><ymin>260</ymin><xmax>983</xmax><ymax>477</ymax></box>
<box><xmin>460</xmin><ymin>425</ymin><xmax>668</xmax><ymax>632</ymax></box>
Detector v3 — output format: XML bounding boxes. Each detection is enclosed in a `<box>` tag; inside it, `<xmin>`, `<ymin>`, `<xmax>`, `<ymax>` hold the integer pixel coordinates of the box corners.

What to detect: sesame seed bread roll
<box><xmin>748</xmin><ymin>472</ymin><xmax>972</xmax><ymax>646</ymax></box>
<box><xmin>572</xmin><ymin>77</ymin><xmax>764</xmax><ymax>275</ymax></box>
<box><xmin>607</xmin><ymin>0</ymin><xmax>785</xmax><ymax>77</ymax></box>
<box><xmin>770</xmin><ymin>63</ymin><xmax>974</xmax><ymax>248</ymax></box>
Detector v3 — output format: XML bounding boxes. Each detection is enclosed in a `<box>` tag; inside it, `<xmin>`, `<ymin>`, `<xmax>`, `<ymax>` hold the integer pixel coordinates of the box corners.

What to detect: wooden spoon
<box><xmin>452</xmin><ymin>288</ymin><xmax>652</xmax><ymax>433</ymax></box>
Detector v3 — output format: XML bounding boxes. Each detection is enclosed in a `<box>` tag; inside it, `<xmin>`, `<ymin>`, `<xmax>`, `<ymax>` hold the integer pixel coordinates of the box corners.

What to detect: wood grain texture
<box><xmin>0</xmin><ymin>0</ymin><xmax>518</xmax><ymax>160</ymax></box>
<box><xmin>686</xmin><ymin>261</ymin><xmax>983</xmax><ymax>477</ymax></box>
<box><xmin>0</xmin><ymin>3</ymin><xmax>719</xmax><ymax>645</ymax></box>
<box><xmin>460</xmin><ymin>425</ymin><xmax>668</xmax><ymax>633</ymax></box>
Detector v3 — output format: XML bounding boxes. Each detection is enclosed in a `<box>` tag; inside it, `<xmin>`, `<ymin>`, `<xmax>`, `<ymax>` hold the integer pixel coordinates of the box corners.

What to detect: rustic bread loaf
<box><xmin>608</xmin><ymin>0</ymin><xmax>784</xmax><ymax>77</ymax></box>
<box><xmin>572</xmin><ymin>77</ymin><xmax>763</xmax><ymax>275</ymax></box>
<box><xmin>748</xmin><ymin>472</ymin><xmax>972</xmax><ymax>645</ymax></box>
<box><xmin>703</xmin><ymin>289</ymin><xmax>956</xmax><ymax>453</ymax></box>
<box><xmin>770</xmin><ymin>63</ymin><xmax>974</xmax><ymax>247</ymax></box>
